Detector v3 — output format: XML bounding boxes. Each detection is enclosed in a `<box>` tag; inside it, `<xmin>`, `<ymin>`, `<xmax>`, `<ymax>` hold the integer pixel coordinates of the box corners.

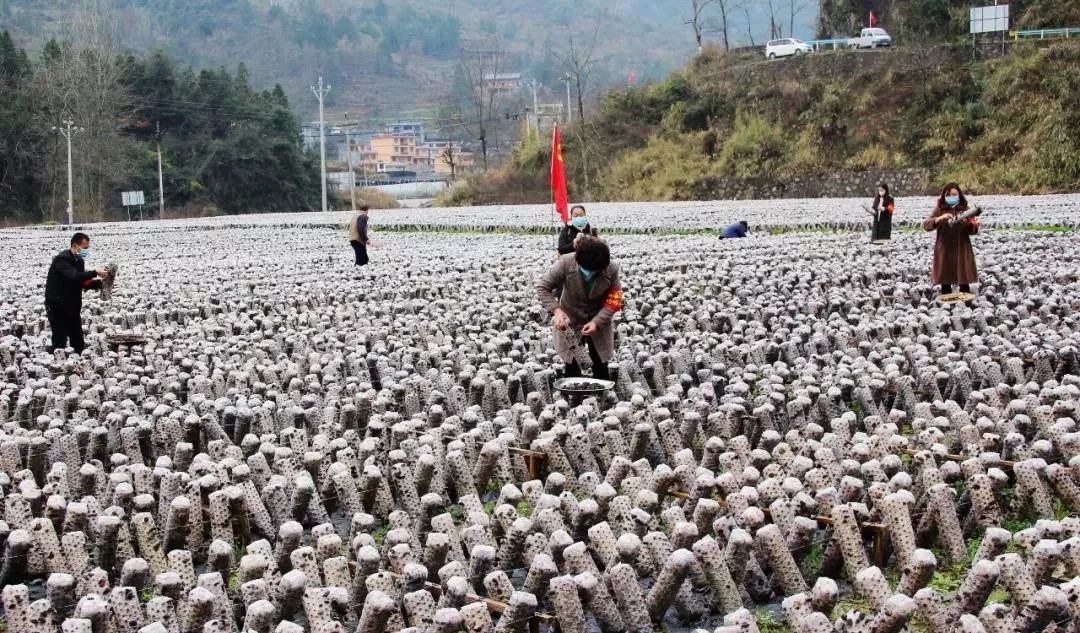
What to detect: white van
<box><xmin>850</xmin><ymin>28</ymin><xmax>892</xmax><ymax>49</ymax></box>
<box><xmin>765</xmin><ymin>38</ymin><xmax>813</xmax><ymax>59</ymax></box>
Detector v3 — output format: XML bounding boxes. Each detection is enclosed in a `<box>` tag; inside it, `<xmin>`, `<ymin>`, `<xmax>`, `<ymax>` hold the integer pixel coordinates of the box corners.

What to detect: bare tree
<box><xmin>438</xmin><ymin>112</ymin><xmax>463</xmax><ymax>181</ymax></box>
<box><xmin>689</xmin><ymin>0</ymin><xmax>744</xmax><ymax>52</ymax></box>
<box><xmin>789</xmin><ymin>0</ymin><xmax>809</xmax><ymax>38</ymax></box>
<box><xmin>439</xmin><ymin>145</ymin><xmax>458</xmax><ymax>181</ymax></box>
<box><xmin>551</xmin><ymin>16</ymin><xmax>603</xmax><ymax>199</ymax></box>
<box><xmin>455</xmin><ymin>40</ymin><xmax>505</xmax><ymax>171</ymax></box>
<box><xmin>743</xmin><ymin>5</ymin><xmax>757</xmax><ymax>46</ymax></box>
<box><xmin>767</xmin><ymin>0</ymin><xmax>783</xmax><ymax>39</ymax></box>
<box><xmin>715</xmin><ymin>0</ymin><xmax>745</xmax><ymax>51</ymax></box>
<box><xmin>36</xmin><ymin>0</ymin><xmax>136</xmax><ymax>220</ymax></box>
<box><xmin>687</xmin><ymin>0</ymin><xmax>717</xmax><ymax>53</ymax></box>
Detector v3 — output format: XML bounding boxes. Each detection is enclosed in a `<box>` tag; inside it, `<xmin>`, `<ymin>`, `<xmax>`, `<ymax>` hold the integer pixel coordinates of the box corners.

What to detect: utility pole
<box><xmin>343</xmin><ymin>112</ymin><xmax>357</xmax><ymax>212</ymax></box>
<box><xmin>53</xmin><ymin>119</ymin><xmax>83</xmax><ymax>225</ymax></box>
<box><xmin>562</xmin><ymin>73</ymin><xmax>573</xmax><ymax>123</ymax></box>
<box><xmin>155</xmin><ymin>121</ymin><xmax>165</xmax><ymax>219</ymax></box>
<box><xmin>311</xmin><ymin>76</ymin><xmax>331</xmax><ymax>213</ymax></box>
<box><xmin>530</xmin><ymin>79</ymin><xmax>540</xmax><ymax>136</ymax></box>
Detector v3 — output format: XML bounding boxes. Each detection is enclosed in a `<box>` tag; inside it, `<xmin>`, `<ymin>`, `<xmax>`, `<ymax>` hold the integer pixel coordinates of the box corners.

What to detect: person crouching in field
<box><xmin>536</xmin><ymin>236</ymin><xmax>623</xmax><ymax>381</ymax></box>
<box><xmin>346</xmin><ymin>201</ymin><xmax>371</xmax><ymax>266</ymax></box>
<box><xmin>720</xmin><ymin>220</ymin><xmax>749</xmax><ymax>239</ymax></box>
<box><xmin>922</xmin><ymin>182</ymin><xmax>979</xmax><ymax>296</ymax></box>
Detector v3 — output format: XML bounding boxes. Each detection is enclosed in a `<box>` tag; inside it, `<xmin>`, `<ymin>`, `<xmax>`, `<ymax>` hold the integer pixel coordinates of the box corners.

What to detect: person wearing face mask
<box><xmin>557</xmin><ymin>205</ymin><xmax>598</xmax><ymax>255</ymax></box>
<box><xmin>44</xmin><ymin>233</ymin><xmax>109</xmax><ymax>354</ymax></box>
<box><xmin>870</xmin><ymin>183</ymin><xmax>895</xmax><ymax>241</ymax></box>
<box><xmin>922</xmin><ymin>182</ymin><xmax>979</xmax><ymax>297</ymax></box>
<box><xmin>536</xmin><ymin>236</ymin><xmax>623</xmax><ymax>380</ymax></box>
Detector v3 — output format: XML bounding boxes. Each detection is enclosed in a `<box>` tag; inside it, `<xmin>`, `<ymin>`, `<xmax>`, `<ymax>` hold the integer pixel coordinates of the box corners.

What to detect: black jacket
<box><xmin>872</xmin><ymin>194</ymin><xmax>894</xmax><ymax>213</ymax></box>
<box><xmin>357</xmin><ymin>214</ymin><xmax>369</xmax><ymax>243</ymax></box>
<box><xmin>45</xmin><ymin>250</ymin><xmax>99</xmax><ymax>313</ymax></box>
<box><xmin>557</xmin><ymin>224</ymin><xmax>597</xmax><ymax>254</ymax></box>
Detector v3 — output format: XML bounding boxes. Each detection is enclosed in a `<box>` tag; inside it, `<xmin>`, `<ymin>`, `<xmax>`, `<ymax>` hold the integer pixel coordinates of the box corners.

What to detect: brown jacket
<box><xmin>346</xmin><ymin>211</ymin><xmax>369</xmax><ymax>242</ymax></box>
<box><xmin>536</xmin><ymin>253</ymin><xmax>623</xmax><ymax>363</ymax></box>
<box><xmin>922</xmin><ymin>203</ymin><xmax>979</xmax><ymax>284</ymax></box>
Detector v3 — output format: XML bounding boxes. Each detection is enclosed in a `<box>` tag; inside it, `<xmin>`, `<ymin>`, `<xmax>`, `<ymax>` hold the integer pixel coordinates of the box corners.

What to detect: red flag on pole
<box><xmin>869</xmin><ymin>11</ymin><xmax>877</xmax><ymax>26</ymax></box>
<box><xmin>551</xmin><ymin>123</ymin><xmax>569</xmax><ymax>224</ymax></box>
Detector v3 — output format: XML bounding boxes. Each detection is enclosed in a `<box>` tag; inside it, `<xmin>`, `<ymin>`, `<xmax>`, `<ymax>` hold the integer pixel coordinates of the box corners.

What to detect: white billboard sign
<box><xmin>970</xmin><ymin>4</ymin><xmax>1009</xmax><ymax>34</ymax></box>
<box><xmin>121</xmin><ymin>191</ymin><xmax>145</xmax><ymax>206</ymax></box>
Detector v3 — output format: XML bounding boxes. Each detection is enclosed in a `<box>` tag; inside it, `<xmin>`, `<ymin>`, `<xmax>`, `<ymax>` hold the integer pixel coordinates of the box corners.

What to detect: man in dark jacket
<box><xmin>45</xmin><ymin>233</ymin><xmax>108</xmax><ymax>353</ymax></box>
<box><xmin>720</xmin><ymin>220</ymin><xmax>749</xmax><ymax>239</ymax></box>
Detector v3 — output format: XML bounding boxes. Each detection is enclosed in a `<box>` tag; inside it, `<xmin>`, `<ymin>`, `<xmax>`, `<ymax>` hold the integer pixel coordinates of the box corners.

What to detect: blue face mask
<box><xmin>571</xmin><ymin>216</ymin><xmax>589</xmax><ymax>230</ymax></box>
<box><xmin>579</xmin><ymin>266</ymin><xmax>597</xmax><ymax>282</ymax></box>
<box><xmin>944</xmin><ymin>195</ymin><xmax>960</xmax><ymax>207</ymax></box>
<box><xmin>77</xmin><ymin>248</ymin><xmax>89</xmax><ymax>259</ymax></box>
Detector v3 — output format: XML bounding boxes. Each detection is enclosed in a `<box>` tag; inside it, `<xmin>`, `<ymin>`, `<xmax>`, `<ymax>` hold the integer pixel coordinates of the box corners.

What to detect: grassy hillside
<box><xmin>440</xmin><ymin>39</ymin><xmax>1080</xmax><ymax>205</ymax></box>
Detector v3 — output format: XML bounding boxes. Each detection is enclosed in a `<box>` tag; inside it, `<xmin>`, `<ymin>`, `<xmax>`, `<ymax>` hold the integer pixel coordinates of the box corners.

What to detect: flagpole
<box><xmin>551</xmin><ymin>124</ymin><xmax>558</xmax><ymax>250</ymax></box>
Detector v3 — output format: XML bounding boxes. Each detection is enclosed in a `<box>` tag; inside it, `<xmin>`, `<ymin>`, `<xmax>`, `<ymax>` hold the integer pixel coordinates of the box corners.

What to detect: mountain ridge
<box><xmin>0</xmin><ymin>0</ymin><xmax>817</xmax><ymax>122</ymax></box>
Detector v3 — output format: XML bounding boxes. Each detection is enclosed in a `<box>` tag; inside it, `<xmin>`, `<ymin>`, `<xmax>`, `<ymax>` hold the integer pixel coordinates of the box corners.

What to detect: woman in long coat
<box><xmin>922</xmin><ymin>182</ymin><xmax>979</xmax><ymax>295</ymax></box>
<box><xmin>536</xmin><ymin>236</ymin><xmax>623</xmax><ymax>380</ymax></box>
<box><xmin>871</xmin><ymin>183</ymin><xmax>895</xmax><ymax>241</ymax></box>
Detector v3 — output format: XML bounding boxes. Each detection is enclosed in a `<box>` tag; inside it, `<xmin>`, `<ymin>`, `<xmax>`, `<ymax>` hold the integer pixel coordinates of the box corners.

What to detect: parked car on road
<box><xmin>765</xmin><ymin>38</ymin><xmax>813</xmax><ymax>59</ymax></box>
<box><xmin>849</xmin><ymin>28</ymin><xmax>892</xmax><ymax>48</ymax></box>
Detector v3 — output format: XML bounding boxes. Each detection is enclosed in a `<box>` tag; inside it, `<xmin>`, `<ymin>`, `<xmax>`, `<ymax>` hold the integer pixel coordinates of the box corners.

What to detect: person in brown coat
<box><xmin>922</xmin><ymin>182</ymin><xmax>979</xmax><ymax>295</ymax></box>
<box><xmin>345</xmin><ymin>201</ymin><xmax>370</xmax><ymax>266</ymax></box>
<box><xmin>536</xmin><ymin>236</ymin><xmax>623</xmax><ymax>380</ymax></box>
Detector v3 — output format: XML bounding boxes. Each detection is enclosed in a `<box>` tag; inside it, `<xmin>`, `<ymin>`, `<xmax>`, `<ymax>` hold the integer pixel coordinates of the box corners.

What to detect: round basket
<box><xmin>553</xmin><ymin>377</ymin><xmax>615</xmax><ymax>396</ymax></box>
<box><xmin>937</xmin><ymin>292</ymin><xmax>976</xmax><ymax>304</ymax></box>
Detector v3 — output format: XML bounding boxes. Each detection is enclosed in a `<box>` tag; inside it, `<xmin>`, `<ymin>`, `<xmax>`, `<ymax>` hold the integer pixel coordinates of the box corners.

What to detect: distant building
<box><xmin>534</xmin><ymin>103</ymin><xmax>565</xmax><ymax>131</ymax></box>
<box><xmin>301</xmin><ymin>122</ymin><xmax>346</xmax><ymax>160</ymax></box>
<box><xmin>326</xmin><ymin>171</ymin><xmax>353</xmax><ymax>193</ymax></box>
<box><xmin>385</xmin><ymin>121</ymin><xmax>425</xmax><ymax>138</ymax></box>
<box><xmin>427</xmin><ymin>139</ymin><xmax>475</xmax><ymax>176</ymax></box>
<box><xmin>483</xmin><ymin>72</ymin><xmax>523</xmax><ymax>92</ymax></box>
<box><xmin>337</xmin><ymin>121</ymin><xmax>476</xmax><ymax>181</ymax></box>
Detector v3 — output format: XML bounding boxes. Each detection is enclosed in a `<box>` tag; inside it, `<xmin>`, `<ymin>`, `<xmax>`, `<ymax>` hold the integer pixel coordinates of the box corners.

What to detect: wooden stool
<box><xmin>106</xmin><ymin>333</ymin><xmax>148</xmax><ymax>352</ymax></box>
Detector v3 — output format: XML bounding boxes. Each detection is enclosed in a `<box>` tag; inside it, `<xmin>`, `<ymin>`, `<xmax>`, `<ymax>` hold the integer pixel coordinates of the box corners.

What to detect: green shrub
<box><xmin>716</xmin><ymin>112</ymin><xmax>787</xmax><ymax>179</ymax></box>
<box><xmin>598</xmin><ymin>132</ymin><xmax>714</xmax><ymax>201</ymax></box>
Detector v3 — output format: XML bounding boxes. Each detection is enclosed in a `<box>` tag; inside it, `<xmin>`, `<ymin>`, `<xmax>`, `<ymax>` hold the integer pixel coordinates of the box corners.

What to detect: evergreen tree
<box><xmin>0</xmin><ymin>33</ymin><xmax>320</xmax><ymax>223</ymax></box>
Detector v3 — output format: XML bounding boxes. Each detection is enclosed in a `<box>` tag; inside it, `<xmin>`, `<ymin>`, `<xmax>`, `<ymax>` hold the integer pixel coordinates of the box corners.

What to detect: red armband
<box><xmin>603</xmin><ymin>285</ymin><xmax>623</xmax><ymax>312</ymax></box>
<box><xmin>82</xmin><ymin>278</ymin><xmax>95</xmax><ymax>288</ymax></box>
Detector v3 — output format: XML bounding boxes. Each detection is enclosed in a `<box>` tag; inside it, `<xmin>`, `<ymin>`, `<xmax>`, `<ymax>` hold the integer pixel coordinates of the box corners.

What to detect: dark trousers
<box><xmin>350</xmin><ymin>240</ymin><xmax>369</xmax><ymax>266</ymax></box>
<box><xmin>46</xmin><ymin>305</ymin><xmax>85</xmax><ymax>353</ymax></box>
<box><xmin>564</xmin><ymin>336</ymin><xmax>610</xmax><ymax>380</ymax></box>
<box><xmin>941</xmin><ymin>283</ymin><xmax>971</xmax><ymax>294</ymax></box>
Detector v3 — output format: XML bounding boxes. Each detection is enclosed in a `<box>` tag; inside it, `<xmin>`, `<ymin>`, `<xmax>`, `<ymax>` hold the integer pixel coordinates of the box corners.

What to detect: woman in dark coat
<box><xmin>871</xmin><ymin>183</ymin><xmax>895</xmax><ymax>241</ymax></box>
<box><xmin>922</xmin><ymin>182</ymin><xmax>979</xmax><ymax>295</ymax></box>
<box><xmin>557</xmin><ymin>205</ymin><xmax>598</xmax><ymax>255</ymax></box>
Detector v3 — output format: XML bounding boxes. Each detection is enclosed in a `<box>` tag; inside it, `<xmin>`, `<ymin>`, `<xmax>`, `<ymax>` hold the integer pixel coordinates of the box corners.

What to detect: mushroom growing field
<box><xmin>0</xmin><ymin>197</ymin><xmax>1079</xmax><ymax>633</ymax></box>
